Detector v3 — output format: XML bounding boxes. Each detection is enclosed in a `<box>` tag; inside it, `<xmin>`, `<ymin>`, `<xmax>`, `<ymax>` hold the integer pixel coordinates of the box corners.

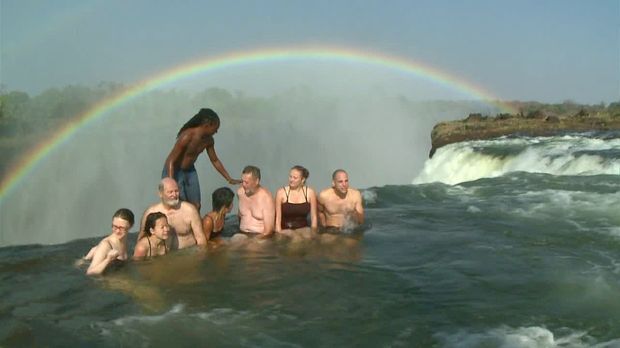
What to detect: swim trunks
<box><xmin>280</xmin><ymin>186</ymin><xmax>310</xmax><ymax>230</ymax></box>
<box><xmin>162</xmin><ymin>164</ymin><xmax>201</xmax><ymax>205</ymax></box>
<box><xmin>318</xmin><ymin>226</ymin><xmax>342</xmax><ymax>235</ymax></box>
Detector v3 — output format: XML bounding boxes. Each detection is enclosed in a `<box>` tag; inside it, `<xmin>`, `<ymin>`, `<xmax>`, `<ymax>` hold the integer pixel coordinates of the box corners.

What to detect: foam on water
<box><xmin>436</xmin><ymin>326</ymin><xmax>620</xmax><ymax>348</ymax></box>
<box><xmin>414</xmin><ymin>134</ymin><xmax>620</xmax><ymax>185</ymax></box>
<box><xmin>111</xmin><ymin>303</ymin><xmax>186</xmax><ymax>326</ymax></box>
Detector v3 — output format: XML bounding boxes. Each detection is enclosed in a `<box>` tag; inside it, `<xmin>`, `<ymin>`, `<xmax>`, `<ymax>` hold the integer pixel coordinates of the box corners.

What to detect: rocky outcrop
<box><xmin>429</xmin><ymin>112</ymin><xmax>620</xmax><ymax>157</ymax></box>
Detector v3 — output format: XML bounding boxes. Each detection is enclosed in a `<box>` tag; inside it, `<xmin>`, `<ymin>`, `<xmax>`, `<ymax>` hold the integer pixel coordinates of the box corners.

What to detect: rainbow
<box><xmin>0</xmin><ymin>45</ymin><xmax>516</xmax><ymax>201</ymax></box>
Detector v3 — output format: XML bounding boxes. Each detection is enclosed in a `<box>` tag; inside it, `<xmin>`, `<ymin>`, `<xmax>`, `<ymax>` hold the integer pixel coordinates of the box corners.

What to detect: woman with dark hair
<box><xmin>133</xmin><ymin>212</ymin><xmax>169</xmax><ymax>260</ymax></box>
<box><xmin>274</xmin><ymin>165</ymin><xmax>318</xmax><ymax>239</ymax></box>
<box><xmin>162</xmin><ymin>108</ymin><xmax>240</xmax><ymax>212</ymax></box>
<box><xmin>83</xmin><ymin>208</ymin><xmax>134</xmax><ymax>275</ymax></box>
<box><xmin>202</xmin><ymin>187</ymin><xmax>235</xmax><ymax>242</ymax></box>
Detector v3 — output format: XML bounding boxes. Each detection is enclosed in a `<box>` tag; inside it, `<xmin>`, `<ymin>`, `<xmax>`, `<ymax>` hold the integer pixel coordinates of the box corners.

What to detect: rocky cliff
<box><xmin>430</xmin><ymin>110</ymin><xmax>620</xmax><ymax>157</ymax></box>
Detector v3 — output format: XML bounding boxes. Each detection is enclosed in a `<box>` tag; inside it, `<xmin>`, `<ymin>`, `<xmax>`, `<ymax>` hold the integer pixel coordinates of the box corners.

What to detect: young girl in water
<box><xmin>133</xmin><ymin>212</ymin><xmax>170</xmax><ymax>260</ymax></box>
<box><xmin>82</xmin><ymin>208</ymin><xmax>134</xmax><ymax>275</ymax></box>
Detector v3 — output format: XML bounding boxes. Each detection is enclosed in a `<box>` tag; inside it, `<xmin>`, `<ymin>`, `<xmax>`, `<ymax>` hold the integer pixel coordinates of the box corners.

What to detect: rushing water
<box><xmin>1</xmin><ymin>133</ymin><xmax>620</xmax><ymax>347</ymax></box>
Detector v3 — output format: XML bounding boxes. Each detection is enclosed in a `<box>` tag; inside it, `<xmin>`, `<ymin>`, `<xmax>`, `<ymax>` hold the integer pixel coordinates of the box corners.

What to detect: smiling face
<box><xmin>151</xmin><ymin>217</ymin><xmax>170</xmax><ymax>240</ymax></box>
<box><xmin>241</xmin><ymin>172</ymin><xmax>259</xmax><ymax>195</ymax></box>
<box><xmin>288</xmin><ymin>168</ymin><xmax>304</xmax><ymax>189</ymax></box>
<box><xmin>111</xmin><ymin>217</ymin><xmax>131</xmax><ymax>238</ymax></box>
<box><xmin>160</xmin><ymin>178</ymin><xmax>180</xmax><ymax>207</ymax></box>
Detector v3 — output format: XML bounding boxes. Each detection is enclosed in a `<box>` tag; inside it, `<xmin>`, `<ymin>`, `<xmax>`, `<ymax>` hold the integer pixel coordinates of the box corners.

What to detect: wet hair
<box><xmin>143</xmin><ymin>212</ymin><xmax>167</xmax><ymax>237</ymax></box>
<box><xmin>332</xmin><ymin>169</ymin><xmax>347</xmax><ymax>180</ymax></box>
<box><xmin>291</xmin><ymin>165</ymin><xmax>309</xmax><ymax>180</ymax></box>
<box><xmin>242</xmin><ymin>165</ymin><xmax>261</xmax><ymax>180</ymax></box>
<box><xmin>177</xmin><ymin>108</ymin><xmax>220</xmax><ymax>137</ymax></box>
<box><xmin>212</xmin><ymin>187</ymin><xmax>235</xmax><ymax>211</ymax></box>
<box><xmin>113</xmin><ymin>208</ymin><xmax>135</xmax><ymax>227</ymax></box>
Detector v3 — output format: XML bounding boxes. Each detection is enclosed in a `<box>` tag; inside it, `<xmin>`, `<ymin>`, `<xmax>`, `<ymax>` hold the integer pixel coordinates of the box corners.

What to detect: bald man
<box><xmin>318</xmin><ymin>169</ymin><xmax>364</xmax><ymax>231</ymax></box>
<box><xmin>138</xmin><ymin>178</ymin><xmax>206</xmax><ymax>250</ymax></box>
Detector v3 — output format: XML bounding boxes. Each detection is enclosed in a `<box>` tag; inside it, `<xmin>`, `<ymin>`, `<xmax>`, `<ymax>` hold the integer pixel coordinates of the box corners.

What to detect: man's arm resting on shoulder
<box><xmin>206</xmin><ymin>146</ymin><xmax>241</xmax><ymax>184</ymax></box>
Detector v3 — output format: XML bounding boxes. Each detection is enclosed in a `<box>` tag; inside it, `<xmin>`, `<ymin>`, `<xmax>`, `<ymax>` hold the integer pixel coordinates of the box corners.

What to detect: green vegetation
<box><xmin>2</xmin><ymin>83</ymin><xmax>618</xmax><ymax>180</ymax></box>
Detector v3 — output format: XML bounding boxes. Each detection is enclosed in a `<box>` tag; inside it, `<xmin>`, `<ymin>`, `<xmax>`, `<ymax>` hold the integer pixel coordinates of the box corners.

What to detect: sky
<box><xmin>1</xmin><ymin>0</ymin><xmax>619</xmax><ymax>104</ymax></box>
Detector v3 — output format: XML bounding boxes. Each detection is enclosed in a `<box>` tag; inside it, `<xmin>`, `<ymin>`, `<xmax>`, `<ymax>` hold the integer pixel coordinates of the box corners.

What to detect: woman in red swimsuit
<box><xmin>274</xmin><ymin>165</ymin><xmax>318</xmax><ymax>239</ymax></box>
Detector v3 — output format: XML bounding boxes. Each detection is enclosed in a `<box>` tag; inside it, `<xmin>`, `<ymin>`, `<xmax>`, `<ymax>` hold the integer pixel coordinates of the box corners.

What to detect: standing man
<box><xmin>139</xmin><ymin>178</ymin><xmax>206</xmax><ymax>250</ymax></box>
<box><xmin>318</xmin><ymin>169</ymin><xmax>364</xmax><ymax>231</ymax></box>
<box><xmin>236</xmin><ymin>165</ymin><xmax>275</xmax><ymax>239</ymax></box>
<box><xmin>163</xmin><ymin>108</ymin><xmax>241</xmax><ymax>213</ymax></box>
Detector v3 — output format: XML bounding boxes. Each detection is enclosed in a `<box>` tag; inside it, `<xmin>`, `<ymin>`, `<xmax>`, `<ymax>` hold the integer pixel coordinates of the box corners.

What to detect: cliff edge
<box><xmin>429</xmin><ymin>104</ymin><xmax>620</xmax><ymax>157</ymax></box>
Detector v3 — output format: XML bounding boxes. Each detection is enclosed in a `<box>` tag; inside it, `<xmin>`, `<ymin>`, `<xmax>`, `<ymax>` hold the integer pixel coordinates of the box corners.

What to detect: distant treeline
<box><xmin>1</xmin><ymin>83</ymin><xmax>617</xmax><ymax>181</ymax></box>
<box><xmin>503</xmin><ymin>100</ymin><xmax>620</xmax><ymax>119</ymax></box>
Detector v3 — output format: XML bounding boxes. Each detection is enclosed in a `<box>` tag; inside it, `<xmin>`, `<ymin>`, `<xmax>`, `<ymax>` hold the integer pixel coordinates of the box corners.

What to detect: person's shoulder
<box><xmin>144</xmin><ymin>202</ymin><xmax>162</xmax><ymax>214</ymax></box>
<box><xmin>175</xmin><ymin>129</ymin><xmax>194</xmax><ymax>143</ymax></box>
<box><xmin>349</xmin><ymin>187</ymin><xmax>362</xmax><ymax>196</ymax></box>
<box><xmin>275</xmin><ymin>187</ymin><xmax>286</xmax><ymax>199</ymax></box>
<box><xmin>96</xmin><ymin>236</ymin><xmax>111</xmax><ymax>249</ymax></box>
<box><xmin>202</xmin><ymin>211</ymin><xmax>216</xmax><ymax>221</ymax></box>
<box><xmin>319</xmin><ymin>187</ymin><xmax>332</xmax><ymax>198</ymax></box>
<box><xmin>349</xmin><ymin>188</ymin><xmax>363</xmax><ymax>200</ymax></box>
<box><xmin>259</xmin><ymin>186</ymin><xmax>273</xmax><ymax>196</ymax></box>
<box><xmin>180</xmin><ymin>201</ymin><xmax>199</xmax><ymax>214</ymax></box>
<box><xmin>135</xmin><ymin>236</ymin><xmax>147</xmax><ymax>248</ymax></box>
<box><xmin>306</xmin><ymin>186</ymin><xmax>318</xmax><ymax>198</ymax></box>
<box><xmin>133</xmin><ymin>238</ymin><xmax>148</xmax><ymax>256</ymax></box>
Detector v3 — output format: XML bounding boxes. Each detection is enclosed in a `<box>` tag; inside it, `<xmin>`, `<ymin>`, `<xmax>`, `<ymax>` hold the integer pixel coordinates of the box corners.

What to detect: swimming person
<box><xmin>235</xmin><ymin>165</ymin><xmax>275</xmax><ymax>239</ymax></box>
<box><xmin>202</xmin><ymin>187</ymin><xmax>235</xmax><ymax>242</ymax></box>
<box><xmin>133</xmin><ymin>212</ymin><xmax>170</xmax><ymax>260</ymax></box>
<box><xmin>274</xmin><ymin>165</ymin><xmax>318</xmax><ymax>239</ymax></box>
<box><xmin>317</xmin><ymin>169</ymin><xmax>364</xmax><ymax>231</ymax></box>
<box><xmin>83</xmin><ymin>208</ymin><xmax>135</xmax><ymax>276</ymax></box>
<box><xmin>138</xmin><ymin>178</ymin><xmax>206</xmax><ymax>250</ymax></box>
<box><xmin>162</xmin><ymin>108</ymin><xmax>241</xmax><ymax>212</ymax></box>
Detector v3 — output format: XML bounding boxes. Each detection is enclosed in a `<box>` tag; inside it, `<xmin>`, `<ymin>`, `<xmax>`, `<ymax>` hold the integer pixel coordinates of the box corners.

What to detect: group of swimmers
<box><xmin>82</xmin><ymin>108</ymin><xmax>365</xmax><ymax>275</ymax></box>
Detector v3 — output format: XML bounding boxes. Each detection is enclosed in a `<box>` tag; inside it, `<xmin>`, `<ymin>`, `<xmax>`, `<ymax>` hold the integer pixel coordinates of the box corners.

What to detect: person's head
<box><xmin>241</xmin><ymin>165</ymin><xmax>261</xmax><ymax>195</ymax></box>
<box><xmin>289</xmin><ymin>165</ymin><xmax>309</xmax><ymax>189</ymax></box>
<box><xmin>143</xmin><ymin>212</ymin><xmax>169</xmax><ymax>240</ymax></box>
<box><xmin>111</xmin><ymin>208</ymin><xmax>134</xmax><ymax>238</ymax></box>
<box><xmin>331</xmin><ymin>169</ymin><xmax>349</xmax><ymax>195</ymax></box>
<box><xmin>159</xmin><ymin>178</ymin><xmax>180</xmax><ymax>207</ymax></box>
<box><xmin>177</xmin><ymin>108</ymin><xmax>220</xmax><ymax>137</ymax></box>
<box><xmin>212</xmin><ymin>187</ymin><xmax>234</xmax><ymax>212</ymax></box>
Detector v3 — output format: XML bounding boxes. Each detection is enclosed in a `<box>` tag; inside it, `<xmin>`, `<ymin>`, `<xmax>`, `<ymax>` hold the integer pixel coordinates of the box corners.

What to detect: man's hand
<box><xmin>228</xmin><ymin>178</ymin><xmax>242</xmax><ymax>185</ymax></box>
